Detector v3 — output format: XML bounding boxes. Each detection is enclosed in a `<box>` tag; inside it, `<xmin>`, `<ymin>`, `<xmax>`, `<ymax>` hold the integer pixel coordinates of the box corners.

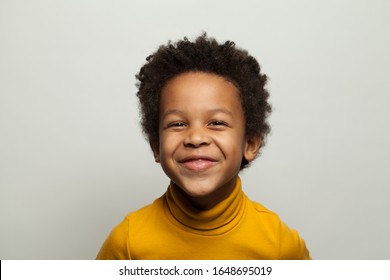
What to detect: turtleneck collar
<box><xmin>164</xmin><ymin>177</ymin><xmax>246</xmax><ymax>236</ymax></box>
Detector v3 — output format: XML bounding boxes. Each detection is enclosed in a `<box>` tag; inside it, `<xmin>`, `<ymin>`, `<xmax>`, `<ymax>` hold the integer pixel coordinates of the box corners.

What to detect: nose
<box><xmin>183</xmin><ymin>125</ymin><xmax>211</xmax><ymax>148</ymax></box>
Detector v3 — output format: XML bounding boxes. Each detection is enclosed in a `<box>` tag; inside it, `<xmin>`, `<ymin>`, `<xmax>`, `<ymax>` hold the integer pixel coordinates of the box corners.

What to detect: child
<box><xmin>96</xmin><ymin>34</ymin><xmax>311</xmax><ymax>260</ymax></box>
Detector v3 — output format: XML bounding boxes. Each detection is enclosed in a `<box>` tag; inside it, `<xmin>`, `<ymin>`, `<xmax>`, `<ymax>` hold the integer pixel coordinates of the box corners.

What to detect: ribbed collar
<box><xmin>164</xmin><ymin>177</ymin><xmax>246</xmax><ymax>236</ymax></box>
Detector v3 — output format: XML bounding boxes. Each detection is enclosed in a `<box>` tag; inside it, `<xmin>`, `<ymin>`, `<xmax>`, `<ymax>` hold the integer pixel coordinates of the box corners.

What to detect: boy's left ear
<box><xmin>244</xmin><ymin>135</ymin><xmax>262</xmax><ymax>162</ymax></box>
<box><xmin>150</xmin><ymin>142</ymin><xmax>160</xmax><ymax>163</ymax></box>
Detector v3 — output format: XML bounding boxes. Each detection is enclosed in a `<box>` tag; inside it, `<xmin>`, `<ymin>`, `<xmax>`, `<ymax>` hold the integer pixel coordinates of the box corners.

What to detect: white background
<box><xmin>1</xmin><ymin>0</ymin><xmax>389</xmax><ymax>259</ymax></box>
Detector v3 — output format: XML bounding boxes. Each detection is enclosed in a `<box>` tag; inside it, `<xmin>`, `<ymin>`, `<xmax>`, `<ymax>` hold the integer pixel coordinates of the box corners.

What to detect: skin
<box><xmin>152</xmin><ymin>72</ymin><xmax>262</xmax><ymax>210</ymax></box>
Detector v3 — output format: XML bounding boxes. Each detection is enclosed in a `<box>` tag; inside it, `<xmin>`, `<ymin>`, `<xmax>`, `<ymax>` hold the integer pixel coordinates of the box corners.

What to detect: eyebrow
<box><xmin>161</xmin><ymin>108</ymin><xmax>234</xmax><ymax>119</ymax></box>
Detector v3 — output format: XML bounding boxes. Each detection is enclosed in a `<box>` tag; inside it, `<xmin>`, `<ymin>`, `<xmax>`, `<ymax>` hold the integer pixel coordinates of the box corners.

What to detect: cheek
<box><xmin>217</xmin><ymin>132</ymin><xmax>246</xmax><ymax>156</ymax></box>
<box><xmin>159</xmin><ymin>133</ymin><xmax>179</xmax><ymax>155</ymax></box>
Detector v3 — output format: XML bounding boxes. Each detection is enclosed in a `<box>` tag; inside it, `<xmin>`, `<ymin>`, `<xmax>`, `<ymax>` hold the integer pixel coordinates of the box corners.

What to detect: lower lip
<box><xmin>180</xmin><ymin>159</ymin><xmax>217</xmax><ymax>172</ymax></box>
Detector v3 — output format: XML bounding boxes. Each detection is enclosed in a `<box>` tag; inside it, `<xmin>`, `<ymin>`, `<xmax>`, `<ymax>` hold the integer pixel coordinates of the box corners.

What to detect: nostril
<box><xmin>183</xmin><ymin>137</ymin><xmax>210</xmax><ymax>148</ymax></box>
<box><xmin>184</xmin><ymin>140</ymin><xmax>208</xmax><ymax>148</ymax></box>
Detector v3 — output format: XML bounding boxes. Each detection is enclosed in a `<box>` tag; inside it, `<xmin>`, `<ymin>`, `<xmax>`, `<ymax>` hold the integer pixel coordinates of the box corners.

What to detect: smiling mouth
<box><xmin>178</xmin><ymin>157</ymin><xmax>217</xmax><ymax>172</ymax></box>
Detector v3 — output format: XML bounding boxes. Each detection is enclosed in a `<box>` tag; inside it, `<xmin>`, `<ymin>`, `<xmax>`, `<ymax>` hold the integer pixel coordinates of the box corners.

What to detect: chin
<box><xmin>176</xmin><ymin>180</ymin><xmax>217</xmax><ymax>197</ymax></box>
<box><xmin>183</xmin><ymin>185</ymin><xmax>215</xmax><ymax>197</ymax></box>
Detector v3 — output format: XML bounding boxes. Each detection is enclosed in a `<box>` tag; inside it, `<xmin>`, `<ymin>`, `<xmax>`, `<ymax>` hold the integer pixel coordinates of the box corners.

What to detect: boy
<box><xmin>96</xmin><ymin>34</ymin><xmax>311</xmax><ymax>260</ymax></box>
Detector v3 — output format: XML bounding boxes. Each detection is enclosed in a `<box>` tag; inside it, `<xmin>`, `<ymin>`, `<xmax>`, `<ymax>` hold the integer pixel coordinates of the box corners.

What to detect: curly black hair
<box><xmin>136</xmin><ymin>34</ymin><xmax>271</xmax><ymax>169</ymax></box>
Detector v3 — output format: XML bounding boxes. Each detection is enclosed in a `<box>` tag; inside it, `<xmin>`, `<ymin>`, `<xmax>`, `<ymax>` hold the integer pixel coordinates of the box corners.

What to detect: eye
<box><xmin>167</xmin><ymin>121</ymin><xmax>187</xmax><ymax>128</ymax></box>
<box><xmin>208</xmin><ymin>120</ymin><xmax>228</xmax><ymax>127</ymax></box>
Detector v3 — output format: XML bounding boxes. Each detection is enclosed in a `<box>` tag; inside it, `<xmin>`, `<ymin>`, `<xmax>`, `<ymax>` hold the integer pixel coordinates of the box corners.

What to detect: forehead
<box><xmin>160</xmin><ymin>72</ymin><xmax>242</xmax><ymax>112</ymax></box>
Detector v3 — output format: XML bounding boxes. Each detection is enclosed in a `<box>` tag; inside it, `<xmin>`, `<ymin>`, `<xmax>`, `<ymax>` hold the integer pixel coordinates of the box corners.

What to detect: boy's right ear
<box><xmin>150</xmin><ymin>142</ymin><xmax>160</xmax><ymax>163</ymax></box>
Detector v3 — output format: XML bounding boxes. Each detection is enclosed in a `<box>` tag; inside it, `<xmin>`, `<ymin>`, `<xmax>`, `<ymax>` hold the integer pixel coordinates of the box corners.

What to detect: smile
<box><xmin>178</xmin><ymin>157</ymin><xmax>218</xmax><ymax>172</ymax></box>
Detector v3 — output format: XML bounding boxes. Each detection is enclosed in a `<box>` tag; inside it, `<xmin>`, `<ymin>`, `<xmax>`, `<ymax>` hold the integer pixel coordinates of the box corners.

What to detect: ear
<box><xmin>150</xmin><ymin>141</ymin><xmax>160</xmax><ymax>163</ymax></box>
<box><xmin>243</xmin><ymin>135</ymin><xmax>262</xmax><ymax>162</ymax></box>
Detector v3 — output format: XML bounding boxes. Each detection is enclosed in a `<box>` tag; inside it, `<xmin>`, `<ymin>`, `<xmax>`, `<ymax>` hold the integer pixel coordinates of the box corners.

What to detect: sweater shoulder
<box><xmin>247</xmin><ymin>198</ymin><xmax>311</xmax><ymax>260</ymax></box>
<box><xmin>249</xmin><ymin>199</ymin><xmax>280</xmax><ymax>220</ymax></box>
<box><xmin>126</xmin><ymin>195</ymin><xmax>165</xmax><ymax>220</ymax></box>
<box><xmin>124</xmin><ymin>195</ymin><xmax>166</xmax><ymax>235</ymax></box>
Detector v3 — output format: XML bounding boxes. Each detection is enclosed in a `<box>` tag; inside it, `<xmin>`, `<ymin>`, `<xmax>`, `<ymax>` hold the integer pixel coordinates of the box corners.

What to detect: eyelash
<box><xmin>208</xmin><ymin>120</ymin><xmax>227</xmax><ymax>126</ymax></box>
<box><xmin>167</xmin><ymin>122</ymin><xmax>187</xmax><ymax>128</ymax></box>
<box><xmin>165</xmin><ymin>120</ymin><xmax>228</xmax><ymax>129</ymax></box>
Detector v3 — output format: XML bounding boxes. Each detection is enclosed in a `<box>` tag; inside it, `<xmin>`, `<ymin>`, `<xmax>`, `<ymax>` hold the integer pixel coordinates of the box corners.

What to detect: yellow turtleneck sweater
<box><xmin>96</xmin><ymin>178</ymin><xmax>310</xmax><ymax>260</ymax></box>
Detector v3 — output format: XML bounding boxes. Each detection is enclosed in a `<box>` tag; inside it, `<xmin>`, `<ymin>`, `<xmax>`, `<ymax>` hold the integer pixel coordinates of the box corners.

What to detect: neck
<box><xmin>171</xmin><ymin>177</ymin><xmax>238</xmax><ymax>210</ymax></box>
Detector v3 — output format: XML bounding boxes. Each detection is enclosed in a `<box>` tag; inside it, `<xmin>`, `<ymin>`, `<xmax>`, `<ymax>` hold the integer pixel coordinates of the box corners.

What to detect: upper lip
<box><xmin>178</xmin><ymin>155</ymin><xmax>218</xmax><ymax>163</ymax></box>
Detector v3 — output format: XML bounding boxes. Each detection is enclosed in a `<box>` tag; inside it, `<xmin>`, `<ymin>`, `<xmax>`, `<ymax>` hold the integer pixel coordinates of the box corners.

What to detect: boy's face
<box><xmin>153</xmin><ymin>72</ymin><xmax>261</xmax><ymax>209</ymax></box>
